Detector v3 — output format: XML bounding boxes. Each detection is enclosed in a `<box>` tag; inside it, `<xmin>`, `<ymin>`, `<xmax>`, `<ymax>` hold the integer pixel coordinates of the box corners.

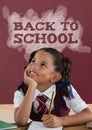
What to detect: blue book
<box><xmin>0</xmin><ymin>120</ymin><xmax>17</xmax><ymax>130</ymax></box>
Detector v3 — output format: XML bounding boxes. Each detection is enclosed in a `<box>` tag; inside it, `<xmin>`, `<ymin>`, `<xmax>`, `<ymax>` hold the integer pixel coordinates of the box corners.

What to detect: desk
<box><xmin>64</xmin><ymin>125</ymin><xmax>89</xmax><ymax>130</ymax></box>
<box><xmin>9</xmin><ymin>124</ymin><xmax>89</xmax><ymax>130</ymax></box>
<box><xmin>0</xmin><ymin>104</ymin><xmax>15</xmax><ymax>123</ymax></box>
<box><xmin>0</xmin><ymin>104</ymin><xmax>92</xmax><ymax>130</ymax></box>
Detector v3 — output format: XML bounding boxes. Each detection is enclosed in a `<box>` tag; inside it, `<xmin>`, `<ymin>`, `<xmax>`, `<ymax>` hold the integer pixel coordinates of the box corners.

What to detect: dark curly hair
<box><xmin>18</xmin><ymin>48</ymin><xmax>72</xmax><ymax>99</ymax></box>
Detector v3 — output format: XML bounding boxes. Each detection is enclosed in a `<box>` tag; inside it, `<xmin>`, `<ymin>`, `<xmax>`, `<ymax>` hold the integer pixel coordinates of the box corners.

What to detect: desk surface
<box><xmin>10</xmin><ymin>124</ymin><xmax>89</xmax><ymax>130</ymax></box>
<box><xmin>64</xmin><ymin>125</ymin><xmax>89</xmax><ymax>130</ymax></box>
<box><xmin>0</xmin><ymin>104</ymin><xmax>92</xmax><ymax>130</ymax></box>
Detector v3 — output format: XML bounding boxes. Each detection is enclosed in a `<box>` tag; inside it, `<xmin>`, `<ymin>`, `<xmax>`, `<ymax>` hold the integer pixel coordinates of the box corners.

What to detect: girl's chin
<box><xmin>29</xmin><ymin>76</ymin><xmax>38</xmax><ymax>82</ymax></box>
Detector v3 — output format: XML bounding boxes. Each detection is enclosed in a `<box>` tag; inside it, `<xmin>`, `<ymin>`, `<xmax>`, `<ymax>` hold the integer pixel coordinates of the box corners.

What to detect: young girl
<box><xmin>14</xmin><ymin>47</ymin><xmax>92</xmax><ymax>127</ymax></box>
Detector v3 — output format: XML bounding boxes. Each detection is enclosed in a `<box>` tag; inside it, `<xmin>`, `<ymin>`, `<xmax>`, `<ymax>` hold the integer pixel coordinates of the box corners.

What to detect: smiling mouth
<box><xmin>29</xmin><ymin>71</ymin><xmax>39</xmax><ymax>77</ymax></box>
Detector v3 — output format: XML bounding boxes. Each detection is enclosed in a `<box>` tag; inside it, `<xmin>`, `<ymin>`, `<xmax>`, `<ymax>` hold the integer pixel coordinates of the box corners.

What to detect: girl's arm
<box><xmin>60</xmin><ymin>107</ymin><xmax>92</xmax><ymax>126</ymax></box>
<box><xmin>42</xmin><ymin>107</ymin><xmax>92</xmax><ymax>128</ymax></box>
<box><xmin>14</xmin><ymin>68</ymin><xmax>38</xmax><ymax>126</ymax></box>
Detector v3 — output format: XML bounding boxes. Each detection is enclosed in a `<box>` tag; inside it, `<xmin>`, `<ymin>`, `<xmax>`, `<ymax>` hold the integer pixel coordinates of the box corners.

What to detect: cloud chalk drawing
<box><xmin>2</xmin><ymin>5</ymin><xmax>91</xmax><ymax>61</ymax></box>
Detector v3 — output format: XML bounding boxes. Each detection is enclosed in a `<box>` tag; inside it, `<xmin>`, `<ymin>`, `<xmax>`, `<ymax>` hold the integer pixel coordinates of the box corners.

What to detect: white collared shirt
<box><xmin>13</xmin><ymin>84</ymin><xmax>87</xmax><ymax>113</ymax></box>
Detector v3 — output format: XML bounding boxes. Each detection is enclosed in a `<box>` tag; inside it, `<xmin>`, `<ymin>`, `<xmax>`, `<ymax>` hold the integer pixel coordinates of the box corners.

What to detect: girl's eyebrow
<box><xmin>32</xmin><ymin>57</ymin><xmax>48</xmax><ymax>65</ymax></box>
<box><xmin>32</xmin><ymin>57</ymin><xmax>35</xmax><ymax>60</ymax></box>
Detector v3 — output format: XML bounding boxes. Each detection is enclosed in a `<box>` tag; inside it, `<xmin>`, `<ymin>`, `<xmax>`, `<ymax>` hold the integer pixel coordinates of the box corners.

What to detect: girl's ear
<box><xmin>51</xmin><ymin>73</ymin><xmax>62</xmax><ymax>83</ymax></box>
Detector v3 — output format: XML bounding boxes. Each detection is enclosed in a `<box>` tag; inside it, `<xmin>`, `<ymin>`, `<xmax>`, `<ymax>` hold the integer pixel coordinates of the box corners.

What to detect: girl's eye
<box><xmin>30</xmin><ymin>59</ymin><xmax>35</xmax><ymax>64</ymax></box>
<box><xmin>40</xmin><ymin>63</ymin><xmax>46</xmax><ymax>67</ymax></box>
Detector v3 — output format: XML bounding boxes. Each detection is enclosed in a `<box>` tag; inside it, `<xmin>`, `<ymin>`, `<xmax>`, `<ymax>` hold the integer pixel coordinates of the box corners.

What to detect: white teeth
<box><xmin>30</xmin><ymin>71</ymin><xmax>38</xmax><ymax>76</ymax></box>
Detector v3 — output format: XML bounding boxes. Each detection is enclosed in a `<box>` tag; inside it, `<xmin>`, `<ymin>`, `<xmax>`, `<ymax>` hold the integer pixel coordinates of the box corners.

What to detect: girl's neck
<box><xmin>37</xmin><ymin>82</ymin><xmax>53</xmax><ymax>92</ymax></box>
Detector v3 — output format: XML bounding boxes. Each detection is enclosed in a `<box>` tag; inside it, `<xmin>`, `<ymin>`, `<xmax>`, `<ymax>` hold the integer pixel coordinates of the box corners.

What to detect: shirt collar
<box><xmin>34</xmin><ymin>84</ymin><xmax>56</xmax><ymax>101</ymax></box>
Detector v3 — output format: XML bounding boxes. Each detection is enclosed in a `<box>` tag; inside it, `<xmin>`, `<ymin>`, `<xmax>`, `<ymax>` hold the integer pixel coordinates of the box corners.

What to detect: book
<box><xmin>0</xmin><ymin>120</ymin><xmax>17</xmax><ymax>130</ymax></box>
<box><xmin>27</xmin><ymin>121</ymin><xmax>63</xmax><ymax>130</ymax></box>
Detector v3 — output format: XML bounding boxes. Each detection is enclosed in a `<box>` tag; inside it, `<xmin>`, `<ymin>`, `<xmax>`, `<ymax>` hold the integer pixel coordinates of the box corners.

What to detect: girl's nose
<box><xmin>29</xmin><ymin>62</ymin><xmax>39</xmax><ymax>70</ymax></box>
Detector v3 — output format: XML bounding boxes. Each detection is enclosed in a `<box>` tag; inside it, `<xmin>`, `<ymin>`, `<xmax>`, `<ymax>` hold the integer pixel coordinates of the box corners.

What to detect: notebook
<box><xmin>0</xmin><ymin>120</ymin><xmax>17</xmax><ymax>130</ymax></box>
<box><xmin>27</xmin><ymin>121</ymin><xmax>63</xmax><ymax>130</ymax></box>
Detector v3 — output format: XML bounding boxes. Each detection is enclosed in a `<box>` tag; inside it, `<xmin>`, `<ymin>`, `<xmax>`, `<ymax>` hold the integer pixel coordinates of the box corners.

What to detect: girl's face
<box><xmin>27</xmin><ymin>50</ymin><xmax>61</xmax><ymax>86</ymax></box>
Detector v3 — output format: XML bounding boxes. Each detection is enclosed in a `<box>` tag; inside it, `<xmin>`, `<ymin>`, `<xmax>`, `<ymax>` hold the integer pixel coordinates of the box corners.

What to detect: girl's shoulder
<box><xmin>14</xmin><ymin>90</ymin><xmax>24</xmax><ymax>108</ymax></box>
<box><xmin>14</xmin><ymin>89</ymin><xmax>24</xmax><ymax>98</ymax></box>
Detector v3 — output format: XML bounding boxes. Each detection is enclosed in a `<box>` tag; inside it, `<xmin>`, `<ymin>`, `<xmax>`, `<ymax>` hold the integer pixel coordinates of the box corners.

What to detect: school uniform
<box><xmin>14</xmin><ymin>84</ymin><xmax>87</xmax><ymax>121</ymax></box>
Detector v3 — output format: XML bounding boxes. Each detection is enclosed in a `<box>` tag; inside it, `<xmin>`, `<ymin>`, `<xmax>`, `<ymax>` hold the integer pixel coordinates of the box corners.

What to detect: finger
<box><xmin>42</xmin><ymin>114</ymin><xmax>49</xmax><ymax>121</ymax></box>
<box><xmin>42</xmin><ymin>115</ymin><xmax>53</xmax><ymax>125</ymax></box>
<box><xmin>24</xmin><ymin>68</ymin><xmax>29</xmax><ymax>77</ymax></box>
<box><xmin>43</xmin><ymin>120</ymin><xmax>54</xmax><ymax>128</ymax></box>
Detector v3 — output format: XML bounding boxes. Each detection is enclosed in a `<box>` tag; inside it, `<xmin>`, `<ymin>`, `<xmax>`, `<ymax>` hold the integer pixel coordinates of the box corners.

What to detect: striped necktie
<box><xmin>36</xmin><ymin>94</ymin><xmax>48</xmax><ymax>114</ymax></box>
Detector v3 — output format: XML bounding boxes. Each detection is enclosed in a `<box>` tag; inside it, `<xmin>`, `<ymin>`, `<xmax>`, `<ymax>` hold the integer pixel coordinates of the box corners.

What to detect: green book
<box><xmin>0</xmin><ymin>120</ymin><xmax>17</xmax><ymax>130</ymax></box>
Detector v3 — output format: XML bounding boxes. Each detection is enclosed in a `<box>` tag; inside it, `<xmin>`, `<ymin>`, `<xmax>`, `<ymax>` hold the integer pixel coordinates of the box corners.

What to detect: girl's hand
<box><xmin>24</xmin><ymin>67</ymin><xmax>38</xmax><ymax>88</ymax></box>
<box><xmin>41</xmin><ymin>114</ymin><xmax>62</xmax><ymax>128</ymax></box>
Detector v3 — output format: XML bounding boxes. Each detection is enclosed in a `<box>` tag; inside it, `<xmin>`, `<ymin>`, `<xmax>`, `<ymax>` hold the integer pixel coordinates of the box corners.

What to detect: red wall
<box><xmin>0</xmin><ymin>0</ymin><xmax>92</xmax><ymax>103</ymax></box>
